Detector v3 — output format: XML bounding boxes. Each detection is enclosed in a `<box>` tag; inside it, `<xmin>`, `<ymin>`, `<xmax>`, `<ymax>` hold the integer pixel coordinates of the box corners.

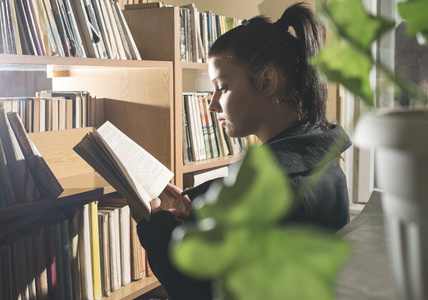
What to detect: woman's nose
<box><xmin>208</xmin><ymin>94</ymin><xmax>222</xmax><ymax>113</ymax></box>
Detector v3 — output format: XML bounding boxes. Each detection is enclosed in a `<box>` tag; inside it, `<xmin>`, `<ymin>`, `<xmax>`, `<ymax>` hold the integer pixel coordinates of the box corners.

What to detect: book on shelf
<box><xmin>0</xmin><ymin>242</ymin><xmax>13</xmax><ymax>300</ymax></box>
<box><xmin>99</xmin><ymin>202</ymin><xmax>131</xmax><ymax>287</ymax></box>
<box><xmin>182</xmin><ymin>92</ymin><xmax>258</xmax><ymax>163</ymax></box>
<box><xmin>44</xmin><ymin>223</ymin><xmax>59</xmax><ymax>300</ymax></box>
<box><xmin>29</xmin><ymin>0</ymin><xmax>58</xmax><ymax>56</ymax></box>
<box><xmin>32</xmin><ymin>226</ymin><xmax>49</xmax><ymax>300</ymax></box>
<box><xmin>73</xmin><ymin>120</ymin><xmax>174</xmax><ymax>222</ymax></box>
<box><xmin>0</xmin><ymin>0</ymin><xmax>141</xmax><ymax>59</ymax></box>
<box><xmin>73</xmin><ymin>0</ymin><xmax>106</xmax><ymax>59</ymax></box>
<box><xmin>53</xmin><ymin>221</ymin><xmax>66</xmax><ymax>300</ymax></box>
<box><xmin>78</xmin><ymin>203</ymin><xmax>95</xmax><ymax>300</ymax></box>
<box><xmin>60</xmin><ymin>218</ymin><xmax>74</xmax><ymax>300</ymax></box>
<box><xmin>199</xmin><ymin>95</ymin><xmax>219</xmax><ymax>158</ymax></box>
<box><xmin>70</xmin><ymin>208</ymin><xmax>82</xmax><ymax>300</ymax></box>
<box><xmin>89</xmin><ymin>201</ymin><xmax>102</xmax><ymax>300</ymax></box>
<box><xmin>0</xmin><ymin>108</ymin><xmax>40</xmax><ymax>203</ymax></box>
<box><xmin>130</xmin><ymin>215</ymin><xmax>146</xmax><ymax>280</ymax></box>
<box><xmin>118</xmin><ymin>204</ymin><xmax>131</xmax><ymax>286</ymax></box>
<box><xmin>98</xmin><ymin>205</ymin><xmax>121</xmax><ymax>292</ymax></box>
<box><xmin>42</xmin><ymin>0</ymin><xmax>66</xmax><ymax>57</ymax></box>
<box><xmin>184</xmin><ymin>93</ymin><xmax>206</xmax><ymax>161</ymax></box>
<box><xmin>181</xmin><ymin>3</ymin><xmax>205</xmax><ymax>63</ymax></box>
<box><xmin>0</xmin><ymin>136</ymin><xmax>16</xmax><ymax>206</ymax></box>
<box><xmin>104</xmin><ymin>0</ymin><xmax>127</xmax><ymax>60</ymax></box>
<box><xmin>92</xmin><ymin>0</ymin><xmax>113</xmax><ymax>59</ymax></box>
<box><xmin>7</xmin><ymin>111</ymin><xmax>64</xmax><ymax>198</ymax></box>
<box><xmin>183</xmin><ymin>165</ymin><xmax>229</xmax><ymax>190</ymax></box>
<box><xmin>113</xmin><ymin>0</ymin><xmax>141</xmax><ymax>60</ymax></box>
<box><xmin>0</xmin><ymin>93</ymin><xmax>99</xmax><ymax>133</ymax></box>
<box><xmin>98</xmin><ymin>209</ymin><xmax>111</xmax><ymax>296</ymax></box>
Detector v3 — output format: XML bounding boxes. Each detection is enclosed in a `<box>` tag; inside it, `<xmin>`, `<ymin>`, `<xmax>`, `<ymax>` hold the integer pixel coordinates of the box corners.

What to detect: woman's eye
<box><xmin>218</xmin><ymin>87</ymin><xmax>228</xmax><ymax>93</ymax></box>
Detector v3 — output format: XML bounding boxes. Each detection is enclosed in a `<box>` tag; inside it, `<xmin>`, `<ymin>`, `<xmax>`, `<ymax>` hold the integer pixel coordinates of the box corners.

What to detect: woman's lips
<box><xmin>218</xmin><ymin>118</ymin><xmax>226</xmax><ymax>127</ymax></box>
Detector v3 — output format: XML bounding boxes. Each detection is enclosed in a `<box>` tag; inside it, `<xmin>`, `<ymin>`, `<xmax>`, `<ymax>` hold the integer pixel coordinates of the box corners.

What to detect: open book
<box><xmin>73</xmin><ymin>121</ymin><xmax>173</xmax><ymax>221</ymax></box>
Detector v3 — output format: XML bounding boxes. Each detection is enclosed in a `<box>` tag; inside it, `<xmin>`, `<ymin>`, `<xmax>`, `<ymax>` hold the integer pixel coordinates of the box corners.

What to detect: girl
<box><xmin>137</xmin><ymin>3</ymin><xmax>351</xmax><ymax>299</ymax></box>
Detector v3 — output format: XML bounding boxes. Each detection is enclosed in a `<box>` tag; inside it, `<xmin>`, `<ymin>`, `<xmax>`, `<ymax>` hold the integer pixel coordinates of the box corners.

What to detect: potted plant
<box><xmin>312</xmin><ymin>0</ymin><xmax>428</xmax><ymax>299</ymax></box>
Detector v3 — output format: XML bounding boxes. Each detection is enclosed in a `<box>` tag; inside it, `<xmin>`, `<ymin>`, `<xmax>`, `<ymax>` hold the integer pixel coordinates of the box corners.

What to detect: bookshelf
<box><xmin>0</xmin><ymin>4</ymin><xmax>241</xmax><ymax>300</ymax></box>
<box><xmin>123</xmin><ymin>6</ymin><xmax>245</xmax><ymax>188</ymax></box>
<box><xmin>0</xmin><ymin>54</ymin><xmax>172</xmax><ymax>299</ymax></box>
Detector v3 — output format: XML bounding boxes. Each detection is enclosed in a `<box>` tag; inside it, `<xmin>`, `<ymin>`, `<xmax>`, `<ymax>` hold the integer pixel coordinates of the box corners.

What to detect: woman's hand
<box><xmin>150</xmin><ymin>183</ymin><xmax>192</xmax><ymax>221</ymax></box>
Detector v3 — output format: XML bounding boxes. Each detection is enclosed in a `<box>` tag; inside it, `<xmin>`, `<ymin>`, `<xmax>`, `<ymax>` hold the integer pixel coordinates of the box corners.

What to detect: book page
<box><xmin>96</xmin><ymin>121</ymin><xmax>173</xmax><ymax>206</ymax></box>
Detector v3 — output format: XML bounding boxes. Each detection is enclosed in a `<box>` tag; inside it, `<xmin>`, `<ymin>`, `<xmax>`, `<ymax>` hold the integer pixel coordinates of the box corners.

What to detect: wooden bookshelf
<box><xmin>0</xmin><ymin>54</ymin><xmax>172</xmax><ymax>298</ymax></box>
<box><xmin>0</xmin><ymin>4</ymin><xmax>241</xmax><ymax>300</ymax></box>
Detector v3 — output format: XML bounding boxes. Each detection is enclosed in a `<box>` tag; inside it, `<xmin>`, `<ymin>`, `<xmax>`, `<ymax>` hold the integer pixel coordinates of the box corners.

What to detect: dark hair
<box><xmin>208</xmin><ymin>2</ymin><xmax>329</xmax><ymax>130</ymax></box>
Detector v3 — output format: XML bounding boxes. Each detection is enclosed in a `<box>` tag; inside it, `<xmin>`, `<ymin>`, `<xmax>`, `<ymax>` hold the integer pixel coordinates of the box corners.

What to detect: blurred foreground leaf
<box><xmin>170</xmin><ymin>146</ymin><xmax>351</xmax><ymax>300</ymax></box>
<box><xmin>313</xmin><ymin>0</ymin><xmax>395</xmax><ymax>106</ymax></box>
<box><xmin>398</xmin><ymin>0</ymin><xmax>428</xmax><ymax>44</ymax></box>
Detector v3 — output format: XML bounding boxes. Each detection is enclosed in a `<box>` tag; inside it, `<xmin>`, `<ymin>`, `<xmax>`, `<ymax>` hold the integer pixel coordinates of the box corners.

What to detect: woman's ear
<box><xmin>260</xmin><ymin>67</ymin><xmax>279</xmax><ymax>96</ymax></box>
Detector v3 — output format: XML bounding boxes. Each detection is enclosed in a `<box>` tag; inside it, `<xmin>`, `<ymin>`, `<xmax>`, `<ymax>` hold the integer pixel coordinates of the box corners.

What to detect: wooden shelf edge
<box><xmin>102</xmin><ymin>276</ymin><xmax>161</xmax><ymax>300</ymax></box>
<box><xmin>182</xmin><ymin>154</ymin><xmax>243</xmax><ymax>173</ymax></box>
<box><xmin>0</xmin><ymin>54</ymin><xmax>172</xmax><ymax>70</ymax></box>
<box><xmin>0</xmin><ymin>172</ymin><xmax>116</xmax><ymax>221</ymax></box>
<box><xmin>179</xmin><ymin>61</ymin><xmax>208</xmax><ymax>70</ymax></box>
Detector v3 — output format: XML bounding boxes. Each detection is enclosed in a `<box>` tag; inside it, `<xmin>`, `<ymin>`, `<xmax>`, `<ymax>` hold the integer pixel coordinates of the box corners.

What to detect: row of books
<box><xmin>183</xmin><ymin>93</ymin><xmax>259</xmax><ymax>164</ymax></box>
<box><xmin>0</xmin><ymin>0</ymin><xmax>141</xmax><ymax>60</ymax></box>
<box><xmin>0</xmin><ymin>108</ymin><xmax>63</xmax><ymax>206</ymax></box>
<box><xmin>123</xmin><ymin>2</ymin><xmax>241</xmax><ymax>63</ymax></box>
<box><xmin>178</xmin><ymin>4</ymin><xmax>241</xmax><ymax>63</ymax></box>
<box><xmin>0</xmin><ymin>90</ymin><xmax>104</xmax><ymax>134</ymax></box>
<box><xmin>0</xmin><ymin>201</ymin><xmax>151</xmax><ymax>300</ymax></box>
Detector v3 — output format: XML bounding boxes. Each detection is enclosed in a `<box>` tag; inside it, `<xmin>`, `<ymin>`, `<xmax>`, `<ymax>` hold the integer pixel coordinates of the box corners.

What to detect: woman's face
<box><xmin>208</xmin><ymin>55</ymin><xmax>266</xmax><ymax>138</ymax></box>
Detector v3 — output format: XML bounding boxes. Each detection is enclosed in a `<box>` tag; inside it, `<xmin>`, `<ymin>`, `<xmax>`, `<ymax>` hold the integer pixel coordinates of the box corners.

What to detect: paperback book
<box><xmin>73</xmin><ymin>121</ymin><xmax>173</xmax><ymax>221</ymax></box>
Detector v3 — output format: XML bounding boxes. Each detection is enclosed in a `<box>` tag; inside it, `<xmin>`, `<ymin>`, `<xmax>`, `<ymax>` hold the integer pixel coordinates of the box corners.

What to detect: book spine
<box><xmin>44</xmin><ymin>225</ymin><xmax>59</xmax><ymax>300</ymax></box>
<box><xmin>60</xmin><ymin>220</ymin><xmax>73</xmax><ymax>300</ymax></box>
<box><xmin>89</xmin><ymin>201</ymin><xmax>102</xmax><ymax>300</ymax></box>
<box><xmin>7</xmin><ymin>111</ymin><xmax>63</xmax><ymax>199</ymax></box>
<box><xmin>78</xmin><ymin>203</ymin><xmax>94</xmax><ymax>300</ymax></box>
<box><xmin>0</xmin><ymin>108</ymin><xmax>40</xmax><ymax>203</ymax></box>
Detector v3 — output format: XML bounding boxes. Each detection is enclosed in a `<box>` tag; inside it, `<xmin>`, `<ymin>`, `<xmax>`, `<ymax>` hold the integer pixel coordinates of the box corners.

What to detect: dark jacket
<box><xmin>137</xmin><ymin>122</ymin><xmax>352</xmax><ymax>300</ymax></box>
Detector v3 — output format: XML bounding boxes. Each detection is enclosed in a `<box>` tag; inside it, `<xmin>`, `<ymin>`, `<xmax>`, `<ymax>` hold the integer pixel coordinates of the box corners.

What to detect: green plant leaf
<box><xmin>314</xmin><ymin>0</ymin><xmax>396</xmax><ymax>107</ymax></box>
<box><xmin>312</xmin><ymin>43</ymin><xmax>374</xmax><ymax>106</ymax></box>
<box><xmin>193</xmin><ymin>145</ymin><xmax>294</xmax><ymax>226</ymax></box>
<box><xmin>170</xmin><ymin>146</ymin><xmax>352</xmax><ymax>299</ymax></box>
<box><xmin>223</xmin><ymin>228</ymin><xmax>351</xmax><ymax>300</ymax></box>
<box><xmin>398</xmin><ymin>0</ymin><xmax>428</xmax><ymax>40</ymax></box>
<box><xmin>170</xmin><ymin>223</ymin><xmax>255</xmax><ymax>279</ymax></box>
<box><xmin>319</xmin><ymin>0</ymin><xmax>395</xmax><ymax>50</ymax></box>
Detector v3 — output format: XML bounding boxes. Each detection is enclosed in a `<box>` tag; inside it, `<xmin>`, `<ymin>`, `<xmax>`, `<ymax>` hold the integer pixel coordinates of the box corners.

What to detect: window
<box><xmin>344</xmin><ymin>0</ymin><xmax>428</xmax><ymax>208</ymax></box>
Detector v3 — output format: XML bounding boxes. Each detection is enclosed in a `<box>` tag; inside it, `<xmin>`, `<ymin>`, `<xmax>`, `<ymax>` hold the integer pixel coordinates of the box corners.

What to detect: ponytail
<box><xmin>277</xmin><ymin>2</ymin><xmax>328</xmax><ymax>129</ymax></box>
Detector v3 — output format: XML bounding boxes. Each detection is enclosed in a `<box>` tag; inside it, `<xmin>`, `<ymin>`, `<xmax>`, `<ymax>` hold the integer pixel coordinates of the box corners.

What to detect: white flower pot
<box><xmin>355</xmin><ymin>109</ymin><xmax>428</xmax><ymax>300</ymax></box>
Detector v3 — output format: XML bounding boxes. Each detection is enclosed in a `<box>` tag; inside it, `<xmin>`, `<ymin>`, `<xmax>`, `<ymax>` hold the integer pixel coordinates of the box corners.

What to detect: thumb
<box><xmin>150</xmin><ymin>198</ymin><xmax>162</xmax><ymax>214</ymax></box>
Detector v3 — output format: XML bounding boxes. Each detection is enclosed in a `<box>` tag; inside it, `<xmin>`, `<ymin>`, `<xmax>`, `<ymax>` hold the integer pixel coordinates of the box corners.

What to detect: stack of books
<box><xmin>0</xmin><ymin>0</ymin><xmax>141</xmax><ymax>60</ymax></box>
